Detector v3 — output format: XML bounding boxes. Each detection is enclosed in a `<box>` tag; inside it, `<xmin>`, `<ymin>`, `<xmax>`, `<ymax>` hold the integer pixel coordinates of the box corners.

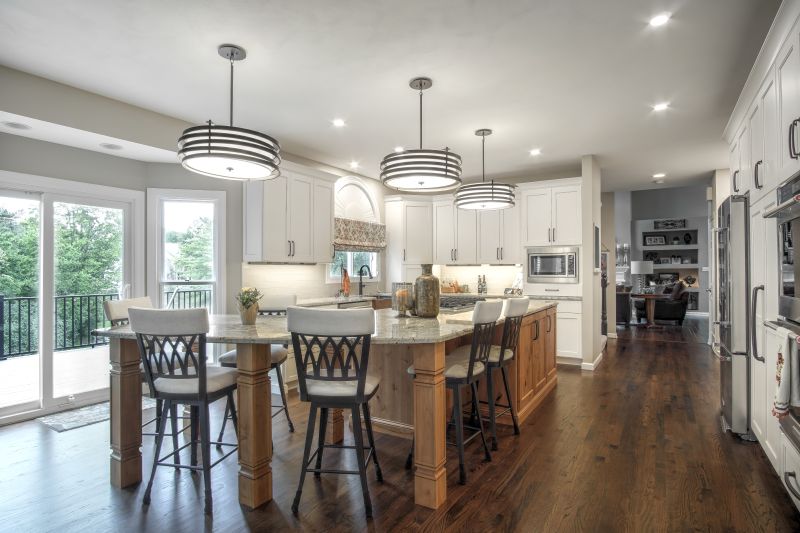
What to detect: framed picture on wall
<box><xmin>654</xmin><ymin>218</ymin><xmax>686</xmax><ymax>230</ymax></box>
<box><xmin>644</xmin><ymin>235</ymin><xmax>667</xmax><ymax>246</ymax></box>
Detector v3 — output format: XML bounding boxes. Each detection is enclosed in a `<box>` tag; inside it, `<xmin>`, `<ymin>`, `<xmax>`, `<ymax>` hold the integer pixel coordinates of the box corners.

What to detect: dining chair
<box><xmin>129</xmin><ymin>307</ymin><xmax>238</xmax><ymax>515</ymax></box>
<box><xmin>287</xmin><ymin>306</ymin><xmax>382</xmax><ymax>518</ymax></box>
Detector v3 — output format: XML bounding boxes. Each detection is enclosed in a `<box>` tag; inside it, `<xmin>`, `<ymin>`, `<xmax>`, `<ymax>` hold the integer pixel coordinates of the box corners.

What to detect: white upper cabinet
<box><xmin>522</xmin><ymin>183</ymin><xmax>581</xmax><ymax>246</ymax></box>
<box><xmin>760</xmin><ymin>72</ymin><xmax>779</xmax><ymax>197</ymax></box>
<box><xmin>313</xmin><ymin>180</ymin><xmax>334</xmax><ymax>263</ymax></box>
<box><xmin>433</xmin><ymin>201</ymin><xmax>456</xmax><ymax>264</ymax></box>
<box><xmin>402</xmin><ymin>201</ymin><xmax>433</xmax><ymax>264</ymax></box>
<box><xmin>777</xmin><ymin>19</ymin><xmax>800</xmax><ymax>183</ymax></box>
<box><xmin>729</xmin><ymin>139</ymin><xmax>741</xmax><ymax>197</ymax></box>
<box><xmin>522</xmin><ymin>188</ymin><xmax>551</xmax><ymax>246</ymax></box>
<box><xmin>477</xmin><ymin>206</ymin><xmax>520</xmax><ymax>264</ymax></box>
<box><xmin>735</xmin><ymin>123</ymin><xmax>751</xmax><ymax>195</ymax></box>
<box><xmin>477</xmin><ymin>210</ymin><xmax>502</xmax><ymax>263</ymax></box>
<box><xmin>551</xmin><ymin>186</ymin><xmax>581</xmax><ymax>245</ymax></box>
<box><xmin>748</xmin><ymin>95</ymin><xmax>765</xmax><ymax>199</ymax></box>
<box><xmin>243</xmin><ymin>165</ymin><xmax>335</xmax><ymax>263</ymax></box>
<box><xmin>433</xmin><ymin>201</ymin><xmax>477</xmax><ymax>265</ymax></box>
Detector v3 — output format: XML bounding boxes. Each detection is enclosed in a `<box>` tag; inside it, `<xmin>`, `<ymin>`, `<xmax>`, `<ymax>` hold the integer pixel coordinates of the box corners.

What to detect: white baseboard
<box><xmin>556</xmin><ymin>355</ymin><xmax>582</xmax><ymax>366</ymax></box>
<box><xmin>581</xmin><ymin>350</ymin><xmax>604</xmax><ymax>371</ymax></box>
<box><xmin>607</xmin><ymin>332</ymin><xmax>618</xmax><ymax>339</ymax></box>
<box><xmin>686</xmin><ymin>311</ymin><xmax>709</xmax><ymax>316</ymax></box>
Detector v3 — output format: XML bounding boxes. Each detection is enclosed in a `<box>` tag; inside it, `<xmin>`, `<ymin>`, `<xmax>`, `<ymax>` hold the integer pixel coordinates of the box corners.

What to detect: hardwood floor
<box><xmin>1</xmin><ymin>326</ymin><xmax>798</xmax><ymax>532</ymax></box>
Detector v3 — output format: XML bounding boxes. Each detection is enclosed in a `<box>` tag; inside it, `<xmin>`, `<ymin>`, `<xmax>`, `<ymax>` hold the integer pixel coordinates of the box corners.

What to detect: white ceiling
<box><xmin>0</xmin><ymin>0</ymin><xmax>779</xmax><ymax>191</ymax></box>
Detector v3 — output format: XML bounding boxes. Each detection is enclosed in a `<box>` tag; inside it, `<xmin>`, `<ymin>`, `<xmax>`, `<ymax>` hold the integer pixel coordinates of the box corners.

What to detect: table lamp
<box><xmin>630</xmin><ymin>260</ymin><xmax>654</xmax><ymax>293</ymax></box>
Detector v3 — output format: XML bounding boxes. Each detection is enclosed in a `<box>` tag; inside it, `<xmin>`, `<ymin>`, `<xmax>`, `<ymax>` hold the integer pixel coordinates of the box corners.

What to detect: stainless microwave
<box><xmin>526</xmin><ymin>247</ymin><xmax>579</xmax><ymax>284</ymax></box>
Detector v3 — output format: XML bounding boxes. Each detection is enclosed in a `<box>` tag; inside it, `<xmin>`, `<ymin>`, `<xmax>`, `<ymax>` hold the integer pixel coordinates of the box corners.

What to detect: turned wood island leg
<box><xmin>109</xmin><ymin>337</ymin><xmax>142</xmax><ymax>488</ymax></box>
<box><xmin>236</xmin><ymin>343</ymin><xmax>273</xmax><ymax>509</ymax></box>
<box><xmin>413</xmin><ymin>342</ymin><xmax>447</xmax><ymax>509</ymax></box>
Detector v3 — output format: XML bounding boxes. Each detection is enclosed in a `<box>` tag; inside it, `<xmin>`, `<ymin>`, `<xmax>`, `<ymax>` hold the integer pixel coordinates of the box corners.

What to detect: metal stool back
<box><xmin>287</xmin><ymin>306</ymin><xmax>382</xmax><ymax>518</ymax></box>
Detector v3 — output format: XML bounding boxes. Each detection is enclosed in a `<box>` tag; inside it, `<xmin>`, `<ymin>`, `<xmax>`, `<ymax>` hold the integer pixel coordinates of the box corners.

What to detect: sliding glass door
<box><xmin>0</xmin><ymin>186</ymin><xmax>134</xmax><ymax>419</ymax></box>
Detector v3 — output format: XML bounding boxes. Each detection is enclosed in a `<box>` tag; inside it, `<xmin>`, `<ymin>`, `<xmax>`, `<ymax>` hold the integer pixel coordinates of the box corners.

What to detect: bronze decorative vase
<box><xmin>238</xmin><ymin>304</ymin><xmax>258</xmax><ymax>325</ymax></box>
<box><xmin>414</xmin><ymin>264</ymin><xmax>440</xmax><ymax>318</ymax></box>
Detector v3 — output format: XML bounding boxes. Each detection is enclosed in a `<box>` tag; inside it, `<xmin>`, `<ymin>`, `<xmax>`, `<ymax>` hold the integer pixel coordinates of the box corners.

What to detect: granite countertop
<box><xmin>93</xmin><ymin>301</ymin><xmax>557</xmax><ymax>345</ymax></box>
<box><xmin>526</xmin><ymin>295</ymin><xmax>582</xmax><ymax>301</ymax></box>
<box><xmin>296</xmin><ymin>295</ymin><xmax>375</xmax><ymax>307</ymax></box>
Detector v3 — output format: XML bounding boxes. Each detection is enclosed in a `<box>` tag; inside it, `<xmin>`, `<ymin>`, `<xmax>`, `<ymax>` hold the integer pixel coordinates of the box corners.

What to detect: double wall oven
<box><xmin>765</xmin><ymin>174</ymin><xmax>800</xmax><ymax>451</ymax></box>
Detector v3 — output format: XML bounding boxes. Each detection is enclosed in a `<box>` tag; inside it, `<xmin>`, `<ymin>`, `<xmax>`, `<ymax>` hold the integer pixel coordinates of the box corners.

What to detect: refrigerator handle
<box><xmin>751</xmin><ymin>285</ymin><xmax>765</xmax><ymax>362</ymax></box>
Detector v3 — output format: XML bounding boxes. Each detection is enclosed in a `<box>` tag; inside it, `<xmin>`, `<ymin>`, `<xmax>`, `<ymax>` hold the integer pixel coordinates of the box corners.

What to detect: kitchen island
<box><xmin>94</xmin><ymin>300</ymin><xmax>557</xmax><ymax>511</ymax></box>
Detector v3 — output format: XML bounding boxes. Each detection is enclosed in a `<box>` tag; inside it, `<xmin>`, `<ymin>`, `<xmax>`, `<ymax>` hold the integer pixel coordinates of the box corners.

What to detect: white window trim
<box><xmin>146</xmin><ymin>188</ymin><xmax>226</xmax><ymax>316</ymax></box>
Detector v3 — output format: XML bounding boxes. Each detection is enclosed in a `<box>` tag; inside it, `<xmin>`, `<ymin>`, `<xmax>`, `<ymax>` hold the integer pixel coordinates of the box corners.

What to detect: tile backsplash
<box><xmin>436</xmin><ymin>265</ymin><xmax>523</xmax><ymax>294</ymax></box>
<box><xmin>241</xmin><ymin>263</ymin><xmax>382</xmax><ymax>299</ymax></box>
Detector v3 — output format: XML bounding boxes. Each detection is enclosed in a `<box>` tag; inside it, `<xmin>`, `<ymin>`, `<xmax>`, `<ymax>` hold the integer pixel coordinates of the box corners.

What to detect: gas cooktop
<box><xmin>439</xmin><ymin>295</ymin><xmax>486</xmax><ymax>313</ymax></box>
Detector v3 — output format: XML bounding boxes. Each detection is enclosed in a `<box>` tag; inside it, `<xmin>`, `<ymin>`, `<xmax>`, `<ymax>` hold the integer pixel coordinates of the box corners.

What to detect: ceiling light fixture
<box><xmin>649</xmin><ymin>13</ymin><xmax>671</xmax><ymax>27</ymax></box>
<box><xmin>100</xmin><ymin>143</ymin><xmax>123</xmax><ymax>150</ymax></box>
<box><xmin>454</xmin><ymin>129</ymin><xmax>515</xmax><ymax>210</ymax></box>
<box><xmin>652</xmin><ymin>173</ymin><xmax>666</xmax><ymax>178</ymax></box>
<box><xmin>394</xmin><ymin>146</ymin><xmax>405</xmax><ymax>153</ymax></box>
<box><xmin>1</xmin><ymin>121</ymin><xmax>31</xmax><ymax>130</ymax></box>
<box><xmin>652</xmin><ymin>102</ymin><xmax>670</xmax><ymax>112</ymax></box>
<box><xmin>529</xmin><ymin>148</ymin><xmax>542</xmax><ymax>156</ymax></box>
<box><xmin>332</xmin><ymin>118</ymin><xmax>346</xmax><ymax>128</ymax></box>
<box><xmin>177</xmin><ymin>44</ymin><xmax>281</xmax><ymax>181</ymax></box>
<box><xmin>380</xmin><ymin>77</ymin><xmax>462</xmax><ymax>192</ymax></box>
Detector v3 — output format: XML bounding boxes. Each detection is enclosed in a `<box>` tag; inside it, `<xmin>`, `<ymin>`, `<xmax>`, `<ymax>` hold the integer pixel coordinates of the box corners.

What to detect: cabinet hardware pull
<box><xmin>496</xmin><ymin>247</ymin><xmax>499</xmax><ymax>260</ymax></box>
<box><xmin>791</xmin><ymin>120</ymin><xmax>799</xmax><ymax>160</ymax></box>
<box><xmin>501</xmin><ymin>247</ymin><xmax>503</xmax><ymax>261</ymax></box>
<box><xmin>751</xmin><ymin>285</ymin><xmax>765</xmax><ymax>362</ymax></box>
<box><xmin>292</xmin><ymin>240</ymin><xmax>295</xmax><ymax>257</ymax></box>
<box><xmin>733</xmin><ymin>170</ymin><xmax>739</xmax><ymax>192</ymax></box>
<box><xmin>546</xmin><ymin>315</ymin><xmax>552</xmax><ymax>333</ymax></box>
<box><xmin>533</xmin><ymin>320</ymin><xmax>540</xmax><ymax>340</ymax></box>
<box><xmin>754</xmin><ymin>160</ymin><xmax>763</xmax><ymax>189</ymax></box>
<box><xmin>288</xmin><ymin>240</ymin><xmax>291</xmax><ymax>257</ymax></box>
<box><xmin>552</xmin><ymin>227</ymin><xmax>556</xmax><ymax>242</ymax></box>
<box><xmin>785</xmin><ymin>472</ymin><xmax>800</xmax><ymax>500</ymax></box>
<box><xmin>544</xmin><ymin>288</ymin><xmax>560</xmax><ymax>292</ymax></box>
<box><xmin>455</xmin><ymin>249</ymin><xmax>457</xmax><ymax>261</ymax></box>
<box><xmin>548</xmin><ymin>227</ymin><xmax>551</xmax><ymax>242</ymax></box>
<box><xmin>403</xmin><ymin>249</ymin><xmax>406</xmax><ymax>261</ymax></box>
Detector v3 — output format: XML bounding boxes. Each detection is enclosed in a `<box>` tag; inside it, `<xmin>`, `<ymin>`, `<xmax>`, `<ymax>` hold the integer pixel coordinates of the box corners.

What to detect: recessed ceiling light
<box><xmin>332</xmin><ymin>118</ymin><xmax>346</xmax><ymax>128</ymax></box>
<box><xmin>654</xmin><ymin>179</ymin><xmax>665</xmax><ymax>184</ymax></box>
<box><xmin>349</xmin><ymin>161</ymin><xmax>359</xmax><ymax>169</ymax></box>
<box><xmin>100</xmin><ymin>143</ymin><xmax>123</xmax><ymax>150</ymax></box>
<box><xmin>394</xmin><ymin>146</ymin><xmax>404</xmax><ymax>153</ymax></box>
<box><xmin>649</xmin><ymin>13</ymin><xmax>671</xmax><ymax>27</ymax></box>
<box><xmin>652</xmin><ymin>173</ymin><xmax>666</xmax><ymax>178</ymax></box>
<box><xmin>2</xmin><ymin>121</ymin><xmax>31</xmax><ymax>130</ymax></box>
<box><xmin>652</xmin><ymin>102</ymin><xmax>670</xmax><ymax>112</ymax></box>
<box><xmin>529</xmin><ymin>148</ymin><xmax>542</xmax><ymax>156</ymax></box>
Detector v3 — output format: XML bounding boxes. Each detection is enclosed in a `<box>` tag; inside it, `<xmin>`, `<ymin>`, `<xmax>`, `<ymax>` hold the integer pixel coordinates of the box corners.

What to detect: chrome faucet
<box><xmin>358</xmin><ymin>264</ymin><xmax>373</xmax><ymax>296</ymax></box>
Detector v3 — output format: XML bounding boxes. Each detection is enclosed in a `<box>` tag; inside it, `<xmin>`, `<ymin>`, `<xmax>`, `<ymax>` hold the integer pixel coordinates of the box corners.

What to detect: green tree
<box><xmin>171</xmin><ymin>216</ymin><xmax>213</xmax><ymax>281</ymax></box>
<box><xmin>0</xmin><ymin>205</ymin><xmax>39</xmax><ymax>297</ymax></box>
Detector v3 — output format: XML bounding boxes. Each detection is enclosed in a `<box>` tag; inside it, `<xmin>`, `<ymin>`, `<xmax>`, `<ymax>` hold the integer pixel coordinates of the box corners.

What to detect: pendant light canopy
<box><xmin>178</xmin><ymin>45</ymin><xmax>281</xmax><ymax>181</ymax></box>
<box><xmin>454</xmin><ymin>129</ymin><xmax>515</xmax><ymax>210</ymax></box>
<box><xmin>380</xmin><ymin>77</ymin><xmax>462</xmax><ymax>192</ymax></box>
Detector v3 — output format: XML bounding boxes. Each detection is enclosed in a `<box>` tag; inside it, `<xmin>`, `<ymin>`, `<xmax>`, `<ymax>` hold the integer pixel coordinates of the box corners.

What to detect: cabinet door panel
<box><xmin>748</xmin><ymin>100</ymin><xmax>764</xmax><ymax>199</ymax></box>
<box><xmin>777</xmin><ymin>27</ymin><xmax>800</xmax><ymax>182</ymax></box>
<box><xmin>288</xmin><ymin>175</ymin><xmax>314</xmax><ymax>262</ymax></box>
<box><xmin>517</xmin><ymin>319</ymin><xmax>535</xmax><ymax>414</ymax></box>
<box><xmin>433</xmin><ymin>201</ymin><xmax>455</xmax><ymax>265</ymax></box>
<box><xmin>545</xmin><ymin>308</ymin><xmax>557</xmax><ymax>381</ymax></box>
<box><xmin>761</xmin><ymin>74</ymin><xmax>779</xmax><ymax>195</ymax></box>
<box><xmin>243</xmin><ymin>181</ymin><xmax>264</xmax><ymax>261</ymax></box>
<box><xmin>263</xmin><ymin>175</ymin><xmax>289</xmax><ymax>262</ymax></box>
<box><xmin>737</xmin><ymin>124</ymin><xmax>751</xmax><ymax>195</ymax></box>
<box><xmin>552</xmin><ymin>186</ymin><xmax>581</xmax><ymax>245</ymax></box>
<box><xmin>729</xmin><ymin>140</ymin><xmax>740</xmax><ymax>196</ymax></box>
<box><xmin>477</xmin><ymin>210</ymin><xmax>501</xmax><ymax>264</ymax></box>
<box><xmin>455</xmin><ymin>208</ymin><xmax>477</xmax><ymax>264</ymax></box>
<box><xmin>500</xmin><ymin>205</ymin><xmax>521</xmax><ymax>264</ymax></box>
<box><xmin>523</xmin><ymin>189</ymin><xmax>551</xmax><ymax>246</ymax></box>
<box><xmin>404</xmin><ymin>203</ymin><xmax>433</xmax><ymax>264</ymax></box>
<box><xmin>750</xmin><ymin>201</ymin><xmax>767</xmax><ymax>442</ymax></box>
<box><xmin>556</xmin><ymin>312</ymin><xmax>581</xmax><ymax>359</ymax></box>
<box><xmin>312</xmin><ymin>180</ymin><xmax>334</xmax><ymax>263</ymax></box>
<box><xmin>533</xmin><ymin>316</ymin><xmax>546</xmax><ymax>394</ymax></box>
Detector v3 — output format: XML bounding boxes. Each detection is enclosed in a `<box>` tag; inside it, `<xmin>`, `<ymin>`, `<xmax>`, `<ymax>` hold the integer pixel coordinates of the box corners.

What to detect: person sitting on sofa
<box><xmin>634</xmin><ymin>280</ymin><xmax>690</xmax><ymax>326</ymax></box>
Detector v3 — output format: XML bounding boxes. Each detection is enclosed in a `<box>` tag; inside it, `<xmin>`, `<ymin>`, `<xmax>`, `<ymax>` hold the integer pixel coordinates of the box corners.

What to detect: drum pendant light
<box><xmin>178</xmin><ymin>45</ymin><xmax>281</xmax><ymax>181</ymax></box>
<box><xmin>454</xmin><ymin>129</ymin><xmax>515</xmax><ymax>210</ymax></box>
<box><xmin>380</xmin><ymin>77</ymin><xmax>462</xmax><ymax>192</ymax></box>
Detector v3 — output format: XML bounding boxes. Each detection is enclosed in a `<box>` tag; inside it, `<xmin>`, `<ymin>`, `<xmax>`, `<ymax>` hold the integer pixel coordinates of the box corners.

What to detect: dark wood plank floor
<box><xmin>1</xmin><ymin>322</ymin><xmax>798</xmax><ymax>532</ymax></box>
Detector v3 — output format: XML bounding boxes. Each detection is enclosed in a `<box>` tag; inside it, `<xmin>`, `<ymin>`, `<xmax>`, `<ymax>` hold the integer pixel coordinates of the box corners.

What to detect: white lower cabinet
<box><xmin>553</xmin><ymin>300</ymin><xmax>581</xmax><ymax>361</ymax></box>
<box><xmin>782</xmin><ymin>431</ymin><xmax>800</xmax><ymax>510</ymax></box>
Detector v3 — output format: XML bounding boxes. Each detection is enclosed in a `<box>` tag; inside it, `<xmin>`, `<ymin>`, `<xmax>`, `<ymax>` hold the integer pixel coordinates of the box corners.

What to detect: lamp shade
<box><xmin>630</xmin><ymin>260</ymin><xmax>654</xmax><ymax>275</ymax></box>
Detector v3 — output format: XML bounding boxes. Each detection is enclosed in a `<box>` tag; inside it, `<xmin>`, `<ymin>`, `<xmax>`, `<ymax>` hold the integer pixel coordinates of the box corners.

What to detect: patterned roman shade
<box><xmin>334</xmin><ymin>217</ymin><xmax>386</xmax><ymax>252</ymax></box>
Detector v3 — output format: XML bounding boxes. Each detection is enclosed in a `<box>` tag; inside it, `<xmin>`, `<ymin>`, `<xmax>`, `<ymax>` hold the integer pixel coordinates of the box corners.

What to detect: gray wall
<box><xmin>0</xmin><ymin>133</ymin><xmax>244</xmax><ymax>312</ymax></box>
<box><xmin>630</xmin><ymin>185</ymin><xmax>709</xmax><ymax>220</ymax></box>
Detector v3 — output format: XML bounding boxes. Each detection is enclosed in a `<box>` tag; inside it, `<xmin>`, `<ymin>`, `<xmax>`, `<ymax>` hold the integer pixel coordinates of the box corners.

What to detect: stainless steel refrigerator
<box><xmin>717</xmin><ymin>195</ymin><xmax>753</xmax><ymax>438</ymax></box>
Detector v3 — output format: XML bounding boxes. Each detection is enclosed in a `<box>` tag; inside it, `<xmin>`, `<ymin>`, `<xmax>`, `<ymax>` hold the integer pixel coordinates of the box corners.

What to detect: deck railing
<box><xmin>1</xmin><ymin>288</ymin><xmax>213</xmax><ymax>359</ymax></box>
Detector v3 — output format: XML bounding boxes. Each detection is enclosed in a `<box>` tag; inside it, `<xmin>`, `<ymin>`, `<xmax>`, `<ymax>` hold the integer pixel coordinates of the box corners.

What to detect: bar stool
<box><xmin>406</xmin><ymin>300</ymin><xmax>502</xmax><ymax>484</ymax></box>
<box><xmin>287</xmin><ymin>306</ymin><xmax>382</xmax><ymax>518</ymax></box>
<box><xmin>104</xmin><ymin>296</ymin><xmax>183</xmax><ymax>440</ymax></box>
<box><xmin>129</xmin><ymin>307</ymin><xmax>238</xmax><ymax>515</ymax></box>
<box><xmin>217</xmin><ymin>295</ymin><xmax>296</xmax><ymax>442</ymax></box>
<box><xmin>474</xmin><ymin>297</ymin><xmax>526</xmax><ymax>450</ymax></box>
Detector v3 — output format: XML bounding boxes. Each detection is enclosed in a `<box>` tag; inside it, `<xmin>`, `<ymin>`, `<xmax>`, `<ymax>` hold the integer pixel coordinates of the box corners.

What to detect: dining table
<box><xmin>93</xmin><ymin>303</ymin><xmax>554</xmax><ymax>510</ymax></box>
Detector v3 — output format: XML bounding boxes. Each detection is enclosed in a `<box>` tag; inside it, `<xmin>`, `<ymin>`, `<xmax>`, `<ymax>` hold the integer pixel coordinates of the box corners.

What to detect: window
<box><xmin>327</xmin><ymin>251</ymin><xmax>380</xmax><ymax>283</ymax></box>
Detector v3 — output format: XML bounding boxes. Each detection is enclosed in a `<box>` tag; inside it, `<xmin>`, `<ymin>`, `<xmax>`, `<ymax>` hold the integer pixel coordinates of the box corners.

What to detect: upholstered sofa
<box><xmin>633</xmin><ymin>283</ymin><xmax>690</xmax><ymax>325</ymax></box>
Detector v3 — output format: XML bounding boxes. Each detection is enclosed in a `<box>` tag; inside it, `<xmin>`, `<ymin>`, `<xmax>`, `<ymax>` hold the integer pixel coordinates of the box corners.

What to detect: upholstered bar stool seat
<box><xmin>154</xmin><ymin>367</ymin><xmax>238</xmax><ymax>395</ymax></box>
<box><xmin>407</xmin><ymin>351</ymin><xmax>486</xmax><ymax>380</ymax></box>
<box><xmin>218</xmin><ymin>345</ymin><xmax>288</xmax><ymax>366</ymax></box>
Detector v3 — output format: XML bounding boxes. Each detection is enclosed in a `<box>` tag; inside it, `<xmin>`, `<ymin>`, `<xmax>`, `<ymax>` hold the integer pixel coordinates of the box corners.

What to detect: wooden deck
<box><xmin>0</xmin><ymin>319</ymin><xmax>797</xmax><ymax>531</ymax></box>
<box><xmin>0</xmin><ymin>346</ymin><xmax>109</xmax><ymax>408</ymax></box>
